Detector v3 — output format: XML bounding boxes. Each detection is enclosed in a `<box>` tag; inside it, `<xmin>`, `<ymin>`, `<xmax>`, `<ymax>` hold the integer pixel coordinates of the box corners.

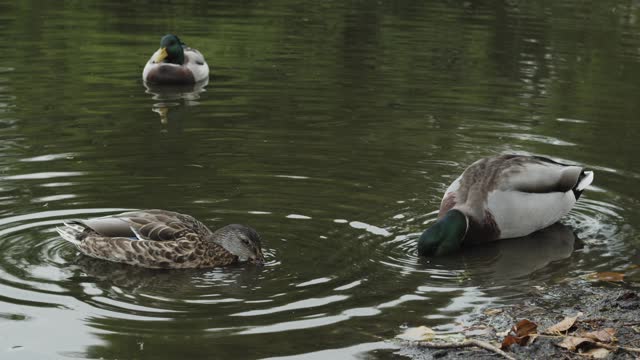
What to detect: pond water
<box><xmin>1</xmin><ymin>1</ymin><xmax>639</xmax><ymax>359</ymax></box>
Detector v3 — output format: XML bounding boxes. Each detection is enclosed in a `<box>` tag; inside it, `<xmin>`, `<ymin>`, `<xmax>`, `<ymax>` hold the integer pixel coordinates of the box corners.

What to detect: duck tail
<box><xmin>573</xmin><ymin>170</ymin><xmax>594</xmax><ymax>200</ymax></box>
<box><xmin>56</xmin><ymin>222</ymin><xmax>85</xmax><ymax>246</ymax></box>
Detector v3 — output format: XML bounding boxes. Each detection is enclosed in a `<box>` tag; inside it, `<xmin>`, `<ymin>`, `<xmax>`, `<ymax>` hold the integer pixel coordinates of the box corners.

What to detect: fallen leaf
<box><xmin>544</xmin><ymin>312</ymin><xmax>582</xmax><ymax>335</ymax></box>
<box><xmin>396</xmin><ymin>326</ymin><xmax>435</xmax><ymax>341</ymax></box>
<box><xmin>500</xmin><ymin>319</ymin><xmax>538</xmax><ymax>349</ymax></box>
<box><xmin>501</xmin><ymin>335</ymin><xmax>520</xmax><ymax>349</ymax></box>
<box><xmin>587</xmin><ymin>272</ymin><xmax>625</xmax><ymax>282</ymax></box>
<box><xmin>484</xmin><ymin>308</ymin><xmax>503</xmax><ymax>316</ymax></box>
<box><xmin>513</xmin><ymin>319</ymin><xmax>538</xmax><ymax>337</ymax></box>
<box><xmin>557</xmin><ymin>336</ymin><xmax>592</xmax><ymax>351</ymax></box>
<box><xmin>581</xmin><ymin>328</ymin><xmax>616</xmax><ymax>343</ymax></box>
<box><xmin>632</xmin><ymin>326</ymin><xmax>640</xmax><ymax>334</ymax></box>
<box><xmin>579</xmin><ymin>348</ymin><xmax>610</xmax><ymax>359</ymax></box>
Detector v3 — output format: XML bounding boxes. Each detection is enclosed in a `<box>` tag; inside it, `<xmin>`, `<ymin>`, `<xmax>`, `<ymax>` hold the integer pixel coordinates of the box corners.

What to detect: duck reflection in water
<box><xmin>70</xmin><ymin>255</ymin><xmax>265</xmax><ymax>292</ymax></box>
<box><xmin>144</xmin><ymin>78</ymin><xmax>209</xmax><ymax>125</ymax></box>
<box><xmin>425</xmin><ymin>223</ymin><xmax>580</xmax><ymax>281</ymax></box>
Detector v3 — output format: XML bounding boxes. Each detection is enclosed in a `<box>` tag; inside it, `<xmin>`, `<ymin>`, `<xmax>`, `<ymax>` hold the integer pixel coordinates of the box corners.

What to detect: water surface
<box><xmin>0</xmin><ymin>1</ymin><xmax>639</xmax><ymax>359</ymax></box>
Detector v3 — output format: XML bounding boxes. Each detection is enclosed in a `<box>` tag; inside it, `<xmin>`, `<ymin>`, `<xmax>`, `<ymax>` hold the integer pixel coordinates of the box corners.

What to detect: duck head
<box><xmin>212</xmin><ymin>224</ymin><xmax>264</xmax><ymax>265</ymax></box>
<box><xmin>154</xmin><ymin>34</ymin><xmax>185</xmax><ymax>65</ymax></box>
<box><xmin>418</xmin><ymin>209</ymin><xmax>469</xmax><ymax>256</ymax></box>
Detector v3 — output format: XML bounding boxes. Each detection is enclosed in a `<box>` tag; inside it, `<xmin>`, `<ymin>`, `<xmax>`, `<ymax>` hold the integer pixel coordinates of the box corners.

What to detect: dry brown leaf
<box><xmin>557</xmin><ymin>336</ymin><xmax>592</xmax><ymax>351</ymax></box>
<box><xmin>513</xmin><ymin>319</ymin><xmax>538</xmax><ymax>337</ymax></box>
<box><xmin>544</xmin><ymin>312</ymin><xmax>582</xmax><ymax>334</ymax></box>
<box><xmin>500</xmin><ymin>319</ymin><xmax>538</xmax><ymax>349</ymax></box>
<box><xmin>587</xmin><ymin>271</ymin><xmax>625</xmax><ymax>282</ymax></box>
<box><xmin>579</xmin><ymin>348</ymin><xmax>611</xmax><ymax>359</ymax></box>
<box><xmin>501</xmin><ymin>335</ymin><xmax>520</xmax><ymax>349</ymax></box>
<box><xmin>581</xmin><ymin>328</ymin><xmax>616</xmax><ymax>343</ymax></box>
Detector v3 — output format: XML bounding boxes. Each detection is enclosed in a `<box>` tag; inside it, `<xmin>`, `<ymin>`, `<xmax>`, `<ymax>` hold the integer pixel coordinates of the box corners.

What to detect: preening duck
<box><xmin>418</xmin><ymin>155</ymin><xmax>594</xmax><ymax>256</ymax></box>
<box><xmin>57</xmin><ymin>210</ymin><xmax>263</xmax><ymax>269</ymax></box>
<box><xmin>142</xmin><ymin>34</ymin><xmax>209</xmax><ymax>84</ymax></box>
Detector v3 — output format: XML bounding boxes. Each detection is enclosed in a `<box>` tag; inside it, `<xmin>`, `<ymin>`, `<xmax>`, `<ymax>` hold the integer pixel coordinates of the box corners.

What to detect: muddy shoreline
<box><xmin>397</xmin><ymin>280</ymin><xmax>640</xmax><ymax>359</ymax></box>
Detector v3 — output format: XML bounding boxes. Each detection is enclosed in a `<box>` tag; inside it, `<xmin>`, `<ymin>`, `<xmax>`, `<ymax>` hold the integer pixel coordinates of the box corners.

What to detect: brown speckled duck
<box><xmin>418</xmin><ymin>155</ymin><xmax>594</xmax><ymax>256</ymax></box>
<box><xmin>56</xmin><ymin>210</ymin><xmax>263</xmax><ymax>269</ymax></box>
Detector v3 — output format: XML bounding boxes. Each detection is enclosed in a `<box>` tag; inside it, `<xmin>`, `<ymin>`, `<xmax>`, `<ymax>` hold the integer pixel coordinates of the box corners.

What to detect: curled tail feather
<box><xmin>576</xmin><ymin>171</ymin><xmax>594</xmax><ymax>191</ymax></box>
<box><xmin>573</xmin><ymin>170</ymin><xmax>594</xmax><ymax>200</ymax></box>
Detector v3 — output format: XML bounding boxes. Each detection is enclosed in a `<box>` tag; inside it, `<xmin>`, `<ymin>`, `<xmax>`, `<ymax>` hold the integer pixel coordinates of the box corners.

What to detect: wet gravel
<box><xmin>397</xmin><ymin>280</ymin><xmax>640</xmax><ymax>359</ymax></box>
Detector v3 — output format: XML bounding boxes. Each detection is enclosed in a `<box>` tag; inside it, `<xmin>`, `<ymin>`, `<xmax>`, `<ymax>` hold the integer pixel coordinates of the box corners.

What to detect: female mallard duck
<box><xmin>56</xmin><ymin>210</ymin><xmax>263</xmax><ymax>269</ymax></box>
<box><xmin>418</xmin><ymin>155</ymin><xmax>594</xmax><ymax>256</ymax></box>
<box><xmin>142</xmin><ymin>34</ymin><xmax>209</xmax><ymax>84</ymax></box>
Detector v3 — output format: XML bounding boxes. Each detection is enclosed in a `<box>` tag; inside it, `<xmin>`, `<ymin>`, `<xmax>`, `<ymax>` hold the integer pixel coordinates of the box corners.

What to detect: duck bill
<box><xmin>153</xmin><ymin>47</ymin><xmax>168</xmax><ymax>63</ymax></box>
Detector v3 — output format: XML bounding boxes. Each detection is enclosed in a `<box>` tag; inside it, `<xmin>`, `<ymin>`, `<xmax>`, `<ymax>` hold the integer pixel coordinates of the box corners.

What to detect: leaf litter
<box><xmin>395</xmin><ymin>281</ymin><xmax>640</xmax><ymax>360</ymax></box>
<box><xmin>544</xmin><ymin>312</ymin><xmax>582</xmax><ymax>335</ymax></box>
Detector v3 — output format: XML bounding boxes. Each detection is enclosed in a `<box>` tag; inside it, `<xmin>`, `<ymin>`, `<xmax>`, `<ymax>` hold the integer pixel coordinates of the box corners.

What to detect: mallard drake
<box><xmin>56</xmin><ymin>210</ymin><xmax>263</xmax><ymax>269</ymax></box>
<box><xmin>418</xmin><ymin>155</ymin><xmax>594</xmax><ymax>256</ymax></box>
<box><xmin>142</xmin><ymin>34</ymin><xmax>209</xmax><ymax>84</ymax></box>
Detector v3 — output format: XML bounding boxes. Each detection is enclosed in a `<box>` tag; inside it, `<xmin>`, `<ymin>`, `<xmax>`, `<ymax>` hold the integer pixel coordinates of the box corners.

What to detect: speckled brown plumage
<box><xmin>57</xmin><ymin>210</ymin><xmax>263</xmax><ymax>269</ymax></box>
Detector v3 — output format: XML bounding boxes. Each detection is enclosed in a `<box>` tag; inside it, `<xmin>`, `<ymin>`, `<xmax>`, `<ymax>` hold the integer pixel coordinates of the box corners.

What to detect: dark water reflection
<box><xmin>0</xmin><ymin>0</ymin><xmax>639</xmax><ymax>359</ymax></box>
<box><xmin>144</xmin><ymin>80</ymin><xmax>208</xmax><ymax>124</ymax></box>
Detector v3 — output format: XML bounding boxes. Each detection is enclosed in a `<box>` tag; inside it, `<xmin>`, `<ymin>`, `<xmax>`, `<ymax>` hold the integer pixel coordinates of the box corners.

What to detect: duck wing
<box><xmin>184</xmin><ymin>47</ymin><xmax>206</xmax><ymax>64</ymax></box>
<box><xmin>452</xmin><ymin>155</ymin><xmax>588</xmax><ymax>203</ymax></box>
<box><xmin>499</xmin><ymin>156</ymin><xmax>587</xmax><ymax>194</ymax></box>
<box><xmin>79</xmin><ymin>209</ymin><xmax>211</xmax><ymax>242</ymax></box>
<box><xmin>483</xmin><ymin>155</ymin><xmax>593</xmax><ymax>240</ymax></box>
<box><xmin>76</xmin><ymin>233</ymin><xmax>236</xmax><ymax>269</ymax></box>
<box><xmin>183</xmin><ymin>48</ymin><xmax>209</xmax><ymax>82</ymax></box>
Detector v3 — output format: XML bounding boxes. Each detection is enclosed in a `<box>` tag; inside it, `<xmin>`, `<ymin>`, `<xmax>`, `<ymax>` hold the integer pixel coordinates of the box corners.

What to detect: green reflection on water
<box><xmin>0</xmin><ymin>0</ymin><xmax>639</xmax><ymax>359</ymax></box>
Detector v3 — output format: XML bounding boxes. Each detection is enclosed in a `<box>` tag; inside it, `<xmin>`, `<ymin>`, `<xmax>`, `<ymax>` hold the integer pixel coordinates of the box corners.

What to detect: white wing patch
<box><xmin>185</xmin><ymin>49</ymin><xmax>209</xmax><ymax>82</ymax></box>
<box><xmin>487</xmin><ymin>189</ymin><xmax>576</xmax><ymax>239</ymax></box>
<box><xmin>502</xmin><ymin>162</ymin><xmax>581</xmax><ymax>193</ymax></box>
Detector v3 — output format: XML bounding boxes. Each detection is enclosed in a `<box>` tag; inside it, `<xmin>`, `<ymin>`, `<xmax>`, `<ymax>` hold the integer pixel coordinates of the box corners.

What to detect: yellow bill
<box><xmin>153</xmin><ymin>47</ymin><xmax>168</xmax><ymax>63</ymax></box>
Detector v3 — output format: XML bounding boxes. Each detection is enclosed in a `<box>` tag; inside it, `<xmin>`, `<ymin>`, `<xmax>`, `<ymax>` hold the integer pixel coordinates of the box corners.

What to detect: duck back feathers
<box><xmin>439</xmin><ymin>155</ymin><xmax>593</xmax><ymax>243</ymax></box>
<box><xmin>57</xmin><ymin>210</ymin><xmax>262</xmax><ymax>269</ymax></box>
